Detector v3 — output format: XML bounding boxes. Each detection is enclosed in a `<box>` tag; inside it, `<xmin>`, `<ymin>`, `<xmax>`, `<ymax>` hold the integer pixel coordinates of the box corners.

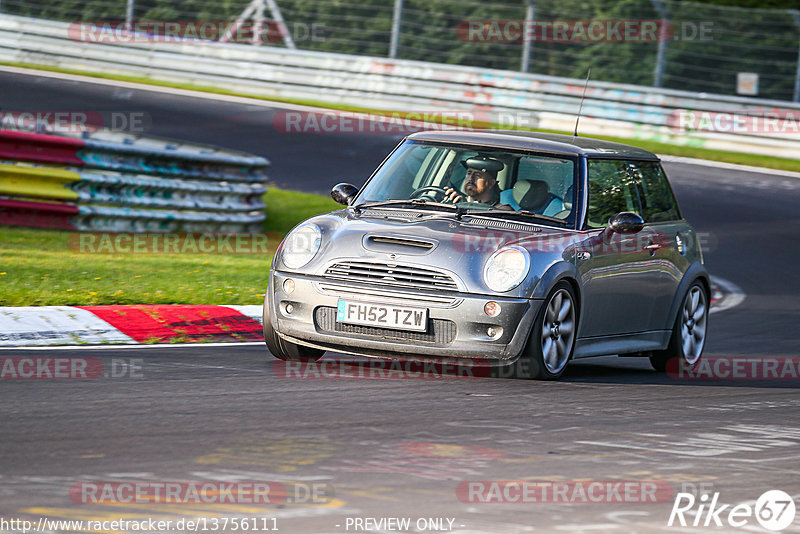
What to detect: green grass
<box><xmin>262</xmin><ymin>187</ymin><xmax>341</xmax><ymax>234</ymax></box>
<box><xmin>4</xmin><ymin>61</ymin><xmax>799</xmax><ymax>173</ymax></box>
<box><xmin>0</xmin><ymin>187</ymin><xmax>341</xmax><ymax>306</ymax></box>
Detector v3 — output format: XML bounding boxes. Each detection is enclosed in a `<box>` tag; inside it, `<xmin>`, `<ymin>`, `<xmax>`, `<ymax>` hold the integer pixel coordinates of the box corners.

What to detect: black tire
<box><xmin>650</xmin><ymin>281</ymin><xmax>708</xmax><ymax>372</ymax></box>
<box><xmin>263</xmin><ymin>297</ymin><xmax>324</xmax><ymax>362</ymax></box>
<box><xmin>513</xmin><ymin>281</ymin><xmax>577</xmax><ymax>380</ymax></box>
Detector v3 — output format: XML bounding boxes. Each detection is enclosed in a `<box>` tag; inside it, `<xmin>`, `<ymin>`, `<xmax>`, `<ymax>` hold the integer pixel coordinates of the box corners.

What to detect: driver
<box><xmin>444</xmin><ymin>156</ymin><xmax>512</xmax><ymax>209</ymax></box>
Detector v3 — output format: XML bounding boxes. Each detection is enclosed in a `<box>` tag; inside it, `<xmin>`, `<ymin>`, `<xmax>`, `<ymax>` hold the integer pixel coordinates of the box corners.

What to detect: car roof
<box><xmin>406</xmin><ymin>130</ymin><xmax>660</xmax><ymax>161</ymax></box>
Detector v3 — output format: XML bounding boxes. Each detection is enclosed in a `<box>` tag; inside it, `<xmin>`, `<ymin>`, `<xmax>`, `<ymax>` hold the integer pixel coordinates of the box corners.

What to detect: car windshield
<box><xmin>356</xmin><ymin>140</ymin><xmax>577</xmax><ymax>224</ymax></box>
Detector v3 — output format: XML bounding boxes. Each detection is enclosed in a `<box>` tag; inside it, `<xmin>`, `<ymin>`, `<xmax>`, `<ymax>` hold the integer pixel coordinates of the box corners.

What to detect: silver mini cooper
<box><xmin>263</xmin><ymin>131</ymin><xmax>709</xmax><ymax>379</ymax></box>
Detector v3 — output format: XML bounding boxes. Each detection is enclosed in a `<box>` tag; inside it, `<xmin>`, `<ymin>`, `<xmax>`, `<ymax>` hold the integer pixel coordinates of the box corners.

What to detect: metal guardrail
<box><xmin>1</xmin><ymin>14</ymin><xmax>799</xmax><ymax>158</ymax></box>
<box><xmin>0</xmin><ymin>129</ymin><xmax>269</xmax><ymax>233</ymax></box>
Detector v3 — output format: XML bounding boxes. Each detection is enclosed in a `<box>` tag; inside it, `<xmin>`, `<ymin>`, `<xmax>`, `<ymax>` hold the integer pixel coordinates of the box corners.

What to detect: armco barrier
<box><xmin>0</xmin><ymin>129</ymin><xmax>269</xmax><ymax>233</ymax></box>
<box><xmin>0</xmin><ymin>164</ymin><xmax>79</xmax><ymax>200</ymax></box>
<box><xmin>0</xmin><ymin>15</ymin><xmax>799</xmax><ymax>158</ymax></box>
<box><xmin>0</xmin><ymin>198</ymin><xmax>78</xmax><ymax>230</ymax></box>
<box><xmin>0</xmin><ymin>129</ymin><xmax>85</xmax><ymax>165</ymax></box>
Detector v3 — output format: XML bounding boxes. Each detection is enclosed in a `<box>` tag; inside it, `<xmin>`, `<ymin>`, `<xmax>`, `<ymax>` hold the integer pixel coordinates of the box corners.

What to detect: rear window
<box><xmin>628</xmin><ymin>161</ymin><xmax>681</xmax><ymax>222</ymax></box>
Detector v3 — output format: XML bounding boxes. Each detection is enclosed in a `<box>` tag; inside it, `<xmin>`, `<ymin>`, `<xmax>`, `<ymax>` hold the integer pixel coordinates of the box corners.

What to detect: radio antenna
<box><xmin>573</xmin><ymin>68</ymin><xmax>591</xmax><ymax>138</ymax></box>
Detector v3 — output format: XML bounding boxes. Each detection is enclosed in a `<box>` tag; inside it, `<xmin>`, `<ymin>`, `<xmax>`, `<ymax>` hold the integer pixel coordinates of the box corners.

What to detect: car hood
<box><xmin>276</xmin><ymin>209</ymin><xmax>580</xmax><ymax>297</ymax></box>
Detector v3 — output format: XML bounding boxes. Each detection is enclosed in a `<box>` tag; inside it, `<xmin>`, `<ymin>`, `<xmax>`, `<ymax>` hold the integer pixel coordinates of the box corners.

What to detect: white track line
<box><xmin>709</xmin><ymin>275</ymin><xmax>747</xmax><ymax>314</ymax></box>
<box><xmin>0</xmin><ymin>306</ymin><xmax>135</xmax><ymax>345</ymax></box>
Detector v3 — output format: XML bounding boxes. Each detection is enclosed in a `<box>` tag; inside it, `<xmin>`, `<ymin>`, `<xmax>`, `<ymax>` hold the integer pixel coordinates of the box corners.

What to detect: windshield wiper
<box><xmin>462</xmin><ymin>208</ymin><xmax>566</xmax><ymax>225</ymax></box>
<box><xmin>355</xmin><ymin>199</ymin><xmax>464</xmax><ymax>217</ymax></box>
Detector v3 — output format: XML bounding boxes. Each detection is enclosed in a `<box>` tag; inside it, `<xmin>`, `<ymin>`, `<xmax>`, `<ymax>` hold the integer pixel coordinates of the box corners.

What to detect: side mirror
<box><xmin>331</xmin><ymin>183</ymin><xmax>359</xmax><ymax>206</ymax></box>
<box><xmin>607</xmin><ymin>212</ymin><xmax>645</xmax><ymax>234</ymax></box>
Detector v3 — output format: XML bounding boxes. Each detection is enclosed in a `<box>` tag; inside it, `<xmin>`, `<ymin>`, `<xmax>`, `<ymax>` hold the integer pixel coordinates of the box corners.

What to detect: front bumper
<box><xmin>268</xmin><ymin>270</ymin><xmax>542</xmax><ymax>363</ymax></box>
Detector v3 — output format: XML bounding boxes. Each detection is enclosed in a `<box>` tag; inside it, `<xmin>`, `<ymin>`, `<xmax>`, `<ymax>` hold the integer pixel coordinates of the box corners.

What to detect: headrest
<box><xmin>513</xmin><ymin>180</ymin><xmax>549</xmax><ymax>210</ymax></box>
<box><xmin>461</xmin><ymin>156</ymin><xmax>504</xmax><ymax>174</ymax></box>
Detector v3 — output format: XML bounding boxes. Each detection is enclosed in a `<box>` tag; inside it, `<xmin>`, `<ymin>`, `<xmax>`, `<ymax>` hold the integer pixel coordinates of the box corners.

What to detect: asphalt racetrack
<box><xmin>2</xmin><ymin>68</ymin><xmax>800</xmax><ymax>533</ymax></box>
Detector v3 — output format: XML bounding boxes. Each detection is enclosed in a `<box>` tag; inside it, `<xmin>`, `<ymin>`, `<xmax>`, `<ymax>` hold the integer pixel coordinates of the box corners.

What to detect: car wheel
<box><xmin>650</xmin><ymin>282</ymin><xmax>708</xmax><ymax>372</ymax></box>
<box><xmin>514</xmin><ymin>281</ymin><xmax>577</xmax><ymax>380</ymax></box>
<box><xmin>263</xmin><ymin>298</ymin><xmax>324</xmax><ymax>362</ymax></box>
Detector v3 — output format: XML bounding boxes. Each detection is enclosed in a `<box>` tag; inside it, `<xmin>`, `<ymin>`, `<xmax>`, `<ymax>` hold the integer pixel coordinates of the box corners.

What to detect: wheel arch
<box><xmin>531</xmin><ymin>260</ymin><xmax>580</xmax><ymax>300</ymax></box>
<box><xmin>531</xmin><ymin>260</ymin><xmax>582</xmax><ymax>325</ymax></box>
<box><xmin>664</xmin><ymin>262</ymin><xmax>710</xmax><ymax>331</ymax></box>
<box><xmin>513</xmin><ymin>262</ymin><xmax>580</xmax><ymax>379</ymax></box>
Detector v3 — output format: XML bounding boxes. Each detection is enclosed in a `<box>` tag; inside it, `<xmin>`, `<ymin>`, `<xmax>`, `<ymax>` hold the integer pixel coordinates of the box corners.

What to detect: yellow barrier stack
<box><xmin>0</xmin><ymin>164</ymin><xmax>81</xmax><ymax>200</ymax></box>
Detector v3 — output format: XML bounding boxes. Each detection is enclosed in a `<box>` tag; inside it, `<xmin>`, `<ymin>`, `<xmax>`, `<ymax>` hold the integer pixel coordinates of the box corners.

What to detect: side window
<box><xmin>411</xmin><ymin>147</ymin><xmax>448</xmax><ymax>189</ymax></box>
<box><xmin>585</xmin><ymin>159</ymin><xmax>642</xmax><ymax>229</ymax></box>
<box><xmin>629</xmin><ymin>162</ymin><xmax>681</xmax><ymax>222</ymax></box>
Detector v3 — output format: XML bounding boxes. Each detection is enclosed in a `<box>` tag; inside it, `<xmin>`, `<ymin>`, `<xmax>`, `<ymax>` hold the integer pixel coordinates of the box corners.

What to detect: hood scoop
<box><xmin>363</xmin><ymin>235</ymin><xmax>437</xmax><ymax>255</ymax></box>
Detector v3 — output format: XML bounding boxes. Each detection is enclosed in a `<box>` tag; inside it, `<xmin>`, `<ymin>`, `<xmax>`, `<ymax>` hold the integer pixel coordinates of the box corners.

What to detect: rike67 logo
<box><xmin>668</xmin><ymin>490</ymin><xmax>796</xmax><ymax>531</ymax></box>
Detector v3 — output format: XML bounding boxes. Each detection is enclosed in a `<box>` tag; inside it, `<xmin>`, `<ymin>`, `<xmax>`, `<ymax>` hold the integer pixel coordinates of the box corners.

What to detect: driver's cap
<box><xmin>462</xmin><ymin>156</ymin><xmax>504</xmax><ymax>174</ymax></box>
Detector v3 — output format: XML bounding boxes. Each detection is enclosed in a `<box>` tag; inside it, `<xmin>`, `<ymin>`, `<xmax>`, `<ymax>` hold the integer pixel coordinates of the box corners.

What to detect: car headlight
<box><xmin>483</xmin><ymin>246</ymin><xmax>530</xmax><ymax>292</ymax></box>
<box><xmin>282</xmin><ymin>224</ymin><xmax>322</xmax><ymax>269</ymax></box>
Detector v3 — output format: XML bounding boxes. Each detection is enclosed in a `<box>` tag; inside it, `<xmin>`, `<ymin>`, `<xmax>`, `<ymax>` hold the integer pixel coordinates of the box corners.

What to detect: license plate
<box><xmin>336</xmin><ymin>300</ymin><xmax>428</xmax><ymax>332</ymax></box>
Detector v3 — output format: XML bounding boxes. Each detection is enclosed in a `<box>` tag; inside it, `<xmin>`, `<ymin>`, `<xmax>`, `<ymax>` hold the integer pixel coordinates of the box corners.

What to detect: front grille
<box><xmin>323</xmin><ymin>261</ymin><xmax>459</xmax><ymax>291</ymax></box>
<box><xmin>314</xmin><ymin>307</ymin><xmax>456</xmax><ymax>344</ymax></box>
<box><xmin>315</xmin><ymin>283</ymin><xmax>459</xmax><ymax>306</ymax></box>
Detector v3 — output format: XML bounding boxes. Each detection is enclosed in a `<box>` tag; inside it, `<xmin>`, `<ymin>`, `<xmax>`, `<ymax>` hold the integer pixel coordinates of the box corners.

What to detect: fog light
<box><xmin>487</xmin><ymin>327</ymin><xmax>497</xmax><ymax>337</ymax></box>
<box><xmin>285</xmin><ymin>303</ymin><xmax>294</xmax><ymax>315</ymax></box>
<box><xmin>484</xmin><ymin>301</ymin><xmax>501</xmax><ymax>317</ymax></box>
<box><xmin>283</xmin><ymin>278</ymin><xmax>295</xmax><ymax>294</ymax></box>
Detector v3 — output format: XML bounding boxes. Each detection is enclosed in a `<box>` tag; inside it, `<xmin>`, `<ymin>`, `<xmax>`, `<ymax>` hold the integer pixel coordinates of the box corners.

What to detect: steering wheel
<box><xmin>409</xmin><ymin>186</ymin><xmax>449</xmax><ymax>202</ymax></box>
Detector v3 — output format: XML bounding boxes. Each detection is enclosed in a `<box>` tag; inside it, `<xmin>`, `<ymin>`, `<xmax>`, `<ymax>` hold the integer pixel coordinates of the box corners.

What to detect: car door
<box><xmin>626</xmin><ymin>160</ymin><xmax>687</xmax><ymax>331</ymax></box>
<box><xmin>574</xmin><ymin>159</ymin><xmax>662</xmax><ymax>338</ymax></box>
